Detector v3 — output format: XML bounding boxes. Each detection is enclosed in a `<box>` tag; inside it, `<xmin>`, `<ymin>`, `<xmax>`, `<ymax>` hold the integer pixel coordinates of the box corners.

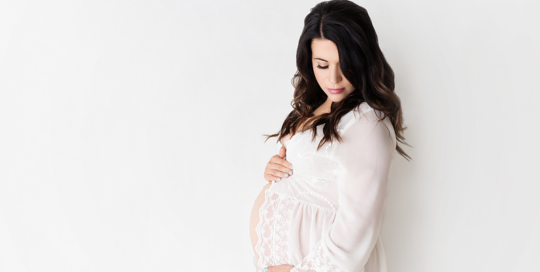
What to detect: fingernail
<box><xmin>289</xmin><ymin>171</ymin><xmax>292</xmax><ymax>175</ymax></box>
<box><xmin>277</xmin><ymin>178</ymin><xmax>281</xmax><ymax>181</ymax></box>
<box><xmin>289</xmin><ymin>165</ymin><xmax>293</xmax><ymax>169</ymax></box>
<box><xmin>264</xmin><ymin>267</ymin><xmax>268</xmax><ymax>271</ymax></box>
<box><xmin>284</xmin><ymin>173</ymin><xmax>289</xmax><ymax>177</ymax></box>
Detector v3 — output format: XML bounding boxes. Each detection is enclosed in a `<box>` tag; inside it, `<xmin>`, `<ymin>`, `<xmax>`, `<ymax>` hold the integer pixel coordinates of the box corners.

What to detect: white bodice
<box><xmin>254</xmin><ymin>102</ymin><xmax>396</xmax><ymax>272</ymax></box>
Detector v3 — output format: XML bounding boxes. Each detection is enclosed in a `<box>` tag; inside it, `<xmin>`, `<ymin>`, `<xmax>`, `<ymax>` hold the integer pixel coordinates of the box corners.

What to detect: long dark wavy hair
<box><xmin>264</xmin><ymin>0</ymin><xmax>412</xmax><ymax>161</ymax></box>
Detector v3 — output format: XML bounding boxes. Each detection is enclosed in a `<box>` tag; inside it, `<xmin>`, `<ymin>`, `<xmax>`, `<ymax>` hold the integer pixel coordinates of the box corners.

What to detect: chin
<box><xmin>328</xmin><ymin>96</ymin><xmax>346</xmax><ymax>103</ymax></box>
<box><xmin>330</xmin><ymin>91</ymin><xmax>352</xmax><ymax>100</ymax></box>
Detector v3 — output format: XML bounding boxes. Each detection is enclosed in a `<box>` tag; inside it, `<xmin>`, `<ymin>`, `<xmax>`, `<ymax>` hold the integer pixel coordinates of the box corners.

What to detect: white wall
<box><xmin>0</xmin><ymin>0</ymin><xmax>538</xmax><ymax>271</ymax></box>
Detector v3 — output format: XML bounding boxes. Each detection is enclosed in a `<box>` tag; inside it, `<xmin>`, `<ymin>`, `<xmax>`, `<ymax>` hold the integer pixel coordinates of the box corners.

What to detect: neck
<box><xmin>319</xmin><ymin>98</ymin><xmax>332</xmax><ymax>113</ymax></box>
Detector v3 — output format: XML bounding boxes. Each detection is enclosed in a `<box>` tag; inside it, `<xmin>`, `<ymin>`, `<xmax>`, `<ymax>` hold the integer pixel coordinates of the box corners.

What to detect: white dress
<box><xmin>253</xmin><ymin>102</ymin><xmax>397</xmax><ymax>272</ymax></box>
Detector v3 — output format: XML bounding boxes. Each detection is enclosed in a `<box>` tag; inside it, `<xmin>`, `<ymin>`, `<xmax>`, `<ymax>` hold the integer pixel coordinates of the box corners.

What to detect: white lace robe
<box><xmin>254</xmin><ymin>102</ymin><xmax>396</xmax><ymax>272</ymax></box>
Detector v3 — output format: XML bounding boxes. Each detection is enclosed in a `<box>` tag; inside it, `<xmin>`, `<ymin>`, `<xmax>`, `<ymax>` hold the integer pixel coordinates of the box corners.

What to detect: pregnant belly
<box><xmin>249</xmin><ymin>182</ymin><xmax>272</xmax><ymax>262</ymax></box>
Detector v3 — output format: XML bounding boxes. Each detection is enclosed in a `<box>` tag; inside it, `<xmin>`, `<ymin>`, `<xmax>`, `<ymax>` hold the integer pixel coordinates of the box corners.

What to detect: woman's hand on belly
<box><xmin>266</xmin><ymin>264</ymin><xmax>294</xmax><ymax>272</ymax></box>
<box><xmin>264</xmin><ymin>146</ymin><xmax>294</xmax><ymax>182</ymax></box>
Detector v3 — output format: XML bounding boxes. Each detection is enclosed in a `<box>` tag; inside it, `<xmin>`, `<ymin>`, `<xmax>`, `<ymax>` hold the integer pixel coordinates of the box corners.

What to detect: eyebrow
<box><xmin>314</xmin><ymin>57</ymin><xmax>328</xmax><ymax>62</ymax></box>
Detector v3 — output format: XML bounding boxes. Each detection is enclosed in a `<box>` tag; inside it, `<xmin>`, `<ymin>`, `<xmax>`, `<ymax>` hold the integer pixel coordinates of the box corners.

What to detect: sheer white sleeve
<box><xmin>290</xmin><ymin>109</ymin><xmax>395</xmax><ymax>272</ymax></box>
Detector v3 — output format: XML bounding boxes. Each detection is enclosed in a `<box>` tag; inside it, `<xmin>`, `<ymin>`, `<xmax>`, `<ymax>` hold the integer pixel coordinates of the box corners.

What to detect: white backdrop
<box><xmin>0</xmin><ymin>0</ymin><xmax>539</xmax><ymax>271</ymax></box>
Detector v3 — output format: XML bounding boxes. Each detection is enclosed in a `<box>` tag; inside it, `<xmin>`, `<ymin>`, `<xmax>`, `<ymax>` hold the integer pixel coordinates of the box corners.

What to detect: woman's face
<box><xmin>311</xmin><ymin>38</ymin><xmax>355</xmax><ymax>103</ymax></box>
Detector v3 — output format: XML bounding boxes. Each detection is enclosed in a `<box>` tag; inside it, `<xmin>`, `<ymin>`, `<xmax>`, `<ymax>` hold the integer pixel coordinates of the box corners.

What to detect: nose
<box><xmin>329</xmin><ymin>65</ymin><xmax>342</xmax><ymax>84</ymax></box>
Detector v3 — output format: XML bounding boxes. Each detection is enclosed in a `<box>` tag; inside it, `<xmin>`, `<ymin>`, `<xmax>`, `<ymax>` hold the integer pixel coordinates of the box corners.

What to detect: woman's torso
<box><xmin>253</xmin><ymin>102</ymin><xmax>394</xmax><ymax>271</ymax></box>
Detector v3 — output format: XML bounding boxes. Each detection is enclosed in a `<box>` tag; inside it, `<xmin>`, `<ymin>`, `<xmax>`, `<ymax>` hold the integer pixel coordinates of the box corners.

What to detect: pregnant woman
<box><xmin>249</xmin><ymin>1</ymin><xmax>411</xmax><ymax>271</ymax></box>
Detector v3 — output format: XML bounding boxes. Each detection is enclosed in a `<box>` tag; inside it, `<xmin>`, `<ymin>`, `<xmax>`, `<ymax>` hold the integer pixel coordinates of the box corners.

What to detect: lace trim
<box><xmin>255</xmin><ymin>190</ymin><xmax>296</xmax><ymax>267</ymax></box>
<box><xmin>290</xmin><ymin>241</ymin><xmax>346</xmax><ymax>272</ymax></box>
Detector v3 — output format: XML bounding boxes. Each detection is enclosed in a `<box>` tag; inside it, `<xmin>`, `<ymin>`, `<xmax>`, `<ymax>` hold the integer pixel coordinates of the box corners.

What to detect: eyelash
<box><xmin>317</xmin><ymin>65</ymin><xmax>329</xmax><ymax>69</ymax></box>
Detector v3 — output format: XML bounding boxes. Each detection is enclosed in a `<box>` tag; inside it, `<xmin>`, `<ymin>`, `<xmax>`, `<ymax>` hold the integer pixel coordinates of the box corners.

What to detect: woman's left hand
<box><xmin>265</xmin><ymin>264</ymin><xmax>294</xmax><ymax>272</ymax></box>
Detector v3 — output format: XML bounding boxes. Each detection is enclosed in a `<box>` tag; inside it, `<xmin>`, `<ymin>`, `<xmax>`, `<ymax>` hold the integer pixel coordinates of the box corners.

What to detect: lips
<box><xmin>328</xmin><ymin>88</ymin><xmax>344</xmax><ymax>94</ymax></box>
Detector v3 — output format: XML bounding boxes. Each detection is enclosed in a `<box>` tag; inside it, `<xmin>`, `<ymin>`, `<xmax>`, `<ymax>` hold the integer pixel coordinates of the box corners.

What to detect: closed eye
<box><xmin>317</xmin><ymin>65</ymin><xmax>329</xmax><ymax>69</ymax></box>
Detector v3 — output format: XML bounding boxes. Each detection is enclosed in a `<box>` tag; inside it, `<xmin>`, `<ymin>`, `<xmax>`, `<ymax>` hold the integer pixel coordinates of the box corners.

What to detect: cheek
<box><xmin>313</xmin><ymin>68</ymin><xmax>324</xmax><ymax>84</ymax></box>
<box><xmin>344</xmin><ymin>78</ymin><xmax>354</xmax><ymax>89</ymax></box>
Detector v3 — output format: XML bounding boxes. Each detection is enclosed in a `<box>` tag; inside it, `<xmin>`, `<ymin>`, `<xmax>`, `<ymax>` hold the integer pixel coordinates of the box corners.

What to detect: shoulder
<box><xmin>339</xmin><ymin>102</ymin><xmax>385</xmax><ymax>130</ymax></box>
<box><xmin>354</xmin><ymin>102</ymin><xmax>387</xmax><ymax>121</ymax></box>
<box><xmin>339</xmin><ymin>102</ymin><xmax>396</xmax><ymax>149</ymax></box>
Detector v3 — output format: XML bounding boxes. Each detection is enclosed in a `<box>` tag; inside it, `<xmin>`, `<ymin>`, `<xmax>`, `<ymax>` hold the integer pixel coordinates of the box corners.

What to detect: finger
<box><xmin>264</xmin><ymin>173</ymin><xmax>283</xmax><ymax>182</ymax></box>
<box><xmin>269</xmin><ymin>163</ymin><xmax>293</xmax><ymax>176</ymax></box>
<box><xmin>268</xmin><ymin>158</ymin><xmax>293</xmax><ymax>177</ymax></box>
<box><xmin>271</xmin><ymin>169</ymin><xmax>291</xmax><ymax>179</ymax></box>
<box><xmin>264</xmin><ymin>163</ymin><xmax>288</xmax><ymax>180</ymax></box>
<box><xmin>267</xmin><ymin>162</ymin><xmax>292</xmax><ymax>177</ymax></box>
<box><xmin>279</xmin><ymin>146</ymin><xmax>286</xmax><ymax>158</ymax></box>
<box><xmin>264</xmin><ymin>172</ymin><xmax>284</xmax><ymax>182</ymax></box>
<box><xmin>270</xmin><ymin>156</ymin><xmax>293</xmax><ymax>170</ymax></box>
<box><xmin>265</xmin><ymin>168</ymin><xmax>290</xmax><ymax>182</ymax></box>
<box><xmin>274</xmin><ymin>158</ymin><xmax>293</xmax><ymax>172</ymax></box>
